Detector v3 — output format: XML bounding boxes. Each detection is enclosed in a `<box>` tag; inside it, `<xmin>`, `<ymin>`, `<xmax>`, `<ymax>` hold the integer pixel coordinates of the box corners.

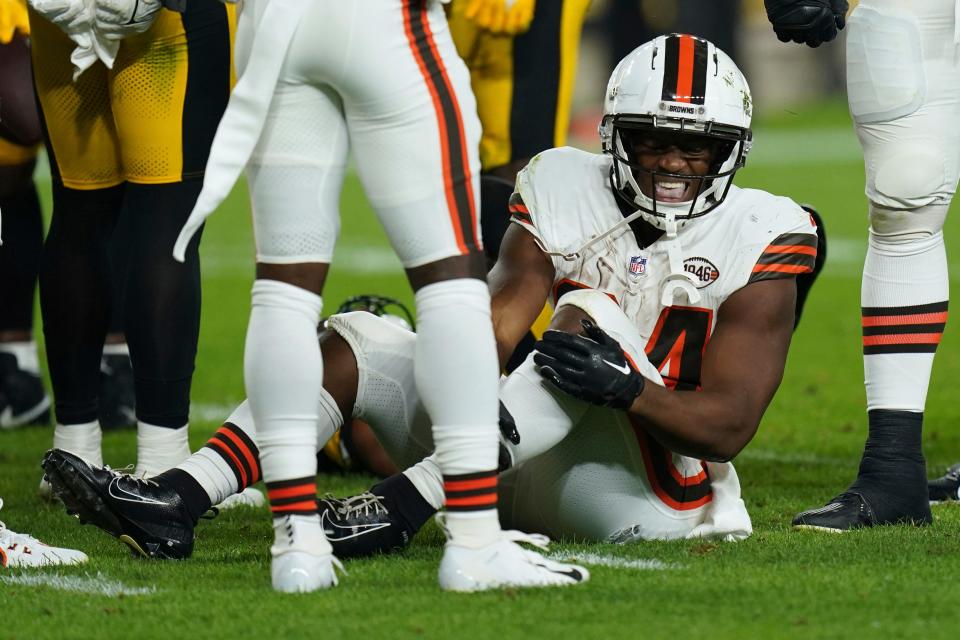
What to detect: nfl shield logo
<box><xmin>629</xmin><ymin>255</ymin><xmax>647</xmax><ymax>277</ymax></box>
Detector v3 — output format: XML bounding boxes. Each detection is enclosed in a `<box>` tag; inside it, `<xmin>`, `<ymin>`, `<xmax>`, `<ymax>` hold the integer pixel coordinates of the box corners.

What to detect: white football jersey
<box><xmin>510</xmin><ymin>147</ymin><xmax>818</xmax><ymax>390</ymax></box>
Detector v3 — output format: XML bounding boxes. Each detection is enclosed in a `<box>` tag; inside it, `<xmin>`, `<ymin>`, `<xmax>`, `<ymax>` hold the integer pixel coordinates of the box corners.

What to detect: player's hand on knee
<box><xmin>94</xmin><ymin>0</ymin><xmax>163</xmax><ymax>40</ymax></box>
<box><xmin>28</xmin><ymin>0</ymin><xmax>92</xmax><ymax>34</ymax></box>
<box><xmin>763</xmin><ymin>0</ymin><xmax>847</xmax><ymax>48</ymax></box>
<box><xmin>533</xmin><ymin>319</ymin><xmax>645</xmax><ymax>410</ymax></box>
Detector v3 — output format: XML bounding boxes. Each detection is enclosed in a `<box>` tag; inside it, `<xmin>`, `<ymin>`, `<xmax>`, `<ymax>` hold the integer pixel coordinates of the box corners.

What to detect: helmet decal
<box><xmin>660</xmin><ymin>34</ymin><xmax>708</xmax><ymax>106</ymax></box>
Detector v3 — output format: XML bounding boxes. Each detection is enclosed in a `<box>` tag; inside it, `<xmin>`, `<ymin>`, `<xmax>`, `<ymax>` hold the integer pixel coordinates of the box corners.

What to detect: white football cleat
<box><xmin>216</xmin><ymin>487</ymin><xmax>265</xmax><ymax>510</ymax></box>
<box><xmin>0</xmin><ymin>498</ymin><xmax>88</xmax><ymax>568</ymax></box>
<box><xmin>270</xmin><ymin>514</ymin><xmax>343</xmax><ymax>593</ymax></box>
<box><xmin>438</xmin><ymin>523</ymin><xmax>589</xmax><ymax>592</ymax></box>
<box><xmin>271</xmin><ymin>550</ymin><xmax>343</xmax><ymax>593</ymax></box>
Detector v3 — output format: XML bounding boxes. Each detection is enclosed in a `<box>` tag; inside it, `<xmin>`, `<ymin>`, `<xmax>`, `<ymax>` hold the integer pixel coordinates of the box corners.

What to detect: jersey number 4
<box><xmin>644</xmin><ymin>306</ymin><xmax>713</xmax><ymax>390</ymax></box>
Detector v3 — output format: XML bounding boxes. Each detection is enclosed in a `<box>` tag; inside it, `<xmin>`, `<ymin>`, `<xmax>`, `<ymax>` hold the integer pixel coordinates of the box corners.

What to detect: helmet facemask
<box><xmin>602</xmin><ymin>114</ymin><xmax>751</xmax><ymax>233</ymax></box>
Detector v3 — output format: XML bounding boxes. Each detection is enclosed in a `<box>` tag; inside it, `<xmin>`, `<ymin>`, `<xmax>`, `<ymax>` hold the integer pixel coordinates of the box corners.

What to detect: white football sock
<box><xmin>862</xmin><ymin>231</ymin><xmax>948</xmax><ymax>411</ymax></box>
<box><xmin>414</xmin><ymin>279</ymin><xmax>501</xmax><ymax>546</ymax></box>
<box><xmin>53</xmin><ymin>422</ymin><xmax>103</xmax><ymax>466</ymax></box>
<box><xmin>245</xmin><ymin>279</ymin><xmax>323</xmax><ymax>487</ymax></box>
<box><xmin>414</xmin><ymin>279</ymin><xmax>499</xmax><ymax>475</ymax></box>
<box><xmin>402</xmin><ymin>455</ymin><xmax>445</xmax><ymax>511</ymax></box>
<box><xmin>135</xmin><ymin>422</ymin><xmax>190</xmax><ymax>477</ymax></box>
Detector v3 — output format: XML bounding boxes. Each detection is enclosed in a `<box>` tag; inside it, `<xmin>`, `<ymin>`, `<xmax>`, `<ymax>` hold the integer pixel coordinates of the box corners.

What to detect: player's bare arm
<box><xmin>487</xmin><ymin>224</ymin><xmax>555</xmax><ymax>368</ymax></box>
<box><xmin>628</xmin><ymin>277</ymin><xmax>796</xmax><ymax>461</ymax></box>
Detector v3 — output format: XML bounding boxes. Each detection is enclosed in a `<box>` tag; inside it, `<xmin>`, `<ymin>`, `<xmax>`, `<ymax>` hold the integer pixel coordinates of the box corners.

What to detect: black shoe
<box><xmin>41</xmin><ymin>449</ymin><xmax>195</xmax><ymax>559</ymax></box>
<box><xmin>792</xmin><ymin>490</ymin><xmax>932</xmax><ymax>532</ymax></box>
<box><xmin>929</xmin><ymin>463</ymin><xmax>960</xmax><ymax>503</ymax></box>
<box><xmin>0</xmin><ymin>352</ymin><xmax>51</xmax><ymax>429</ymax></box>
<box><xmin>99</xmin><ymin>354</ymin><xmax>136</xmax><ymax>430</ymax></box>
<box><xmin>318</xmin><ymin>492</ymin><xmax>411</xmax><ymax>558</ymax></box>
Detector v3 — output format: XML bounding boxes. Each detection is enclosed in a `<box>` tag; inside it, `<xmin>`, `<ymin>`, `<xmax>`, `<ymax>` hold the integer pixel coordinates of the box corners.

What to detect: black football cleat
<box><xmin>318</xmin><ymin>492</ymin><xmax>411</xmax><ymax>558</ymax></box>
<box><xmin>99</xmin><ymin>353</ymin><xmax>136</xmax><ymax>431</ymax></box>
<box><xmin>41</xmin><ymin>449</ymin><xmax>195</xmax><ymax>559</ymax></box>
<box><xmin>929</xmin><ymin>463</ymin><xmax>960</xmax><ymax>503</ymax></box>
<box><xmin>0</xmin><ymin>352</ymin><xmax>51</xmax><ymax>429</ymax></box>
<box><xmin>792</xmin><ymin>491</ymin><xmax>932</xmax><ymax>532</ymax></box>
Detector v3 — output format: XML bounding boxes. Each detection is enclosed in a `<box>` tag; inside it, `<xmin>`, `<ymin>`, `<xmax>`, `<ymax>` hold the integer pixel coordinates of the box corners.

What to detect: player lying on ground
<box><xmin>43</xmin><ymin>33</ymin><xmax>822</xmax><ymax>559</ymax></box>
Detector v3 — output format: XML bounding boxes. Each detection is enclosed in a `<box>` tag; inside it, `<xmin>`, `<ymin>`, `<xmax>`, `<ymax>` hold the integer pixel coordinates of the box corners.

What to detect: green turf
<box><xmin>3</xmin><ymin>102</ymin><xmax>960</xmax><ymax>639</ymax></box>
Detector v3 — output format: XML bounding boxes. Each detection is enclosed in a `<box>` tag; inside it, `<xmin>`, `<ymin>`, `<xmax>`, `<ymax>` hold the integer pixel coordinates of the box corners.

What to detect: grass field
<box><xmin>4</xmin><ymin>100</ymin><xmax>960</xmax><ymax>639</ymax></box>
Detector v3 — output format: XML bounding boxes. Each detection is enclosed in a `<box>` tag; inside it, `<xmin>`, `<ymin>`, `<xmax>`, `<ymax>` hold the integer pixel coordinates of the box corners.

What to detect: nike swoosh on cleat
<box><xmin>602</xmin><ymin>359</ymin><xmax>630</xmax><ymax>375</ymax></box>
<box><xmin>107</xmin><ymin>480</ymin><xmax>169</xmax><ymax>506</ymax></box>
<box><xmin>319</xmin><ymin>511</ymin><xmax>391</xmax><ymax>541</ymax></box>
<box><xmin>533</xmin><ymin>562</ymin><xmax>584</xmax><ymax>582</ymax></box>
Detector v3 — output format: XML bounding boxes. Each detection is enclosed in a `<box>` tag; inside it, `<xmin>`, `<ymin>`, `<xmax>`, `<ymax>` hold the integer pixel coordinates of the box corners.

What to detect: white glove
<box><xmin>94</xmin><ymin>0</ymin><xmax>163</xmax><ymax>40</ymax></box>
<box><xmin>28</xmin><ymin>0</ymin><xmax>93</xmax><ymax>33</ymax></box>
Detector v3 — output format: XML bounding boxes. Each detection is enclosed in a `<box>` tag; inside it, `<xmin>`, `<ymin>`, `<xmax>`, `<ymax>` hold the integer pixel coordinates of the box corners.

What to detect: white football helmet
<box><xmin>600</xmin><ymin>34</ymin><xmax>753</xmax><ymax>231</ymax></box>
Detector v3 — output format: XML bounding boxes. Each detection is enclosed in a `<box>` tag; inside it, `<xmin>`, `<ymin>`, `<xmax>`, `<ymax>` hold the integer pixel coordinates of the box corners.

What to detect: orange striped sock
<box><xmin>266</xmin><ymin>477</ymin><xmax>317</xmax><ymax>518</ymax></box>
<box><xmin>443</xmin><ymin>470</ymin><xmax>498</xmax><ymax>513</ymax></box>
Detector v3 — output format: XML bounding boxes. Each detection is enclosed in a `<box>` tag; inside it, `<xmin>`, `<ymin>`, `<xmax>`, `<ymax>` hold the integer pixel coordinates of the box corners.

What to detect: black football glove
<box><xmin>764</xmin><ymin>0</ymin><xmax>848</xmax><ymax>48</ymax></box>
<box><xmin>533</xmin><ymin>319</ymin><xmax>645</xmax><ymax>410</ymax></box>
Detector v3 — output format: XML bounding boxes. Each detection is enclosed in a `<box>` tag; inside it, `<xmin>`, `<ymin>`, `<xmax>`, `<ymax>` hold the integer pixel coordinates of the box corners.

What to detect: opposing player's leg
<box><xmin>30</xmin><ymin>7</ymin><xmax>125</xmax><ymax>478</ymax></box>
<box><xmin>108</xmin><ymin>3</ymin><xmax>234</xmax><ymax>476</ymax></box>
<box><xmin>794</xmin><ymin>0</ymin><xmax>960</xmax><ymax>531</ymax></box>
<box><xmin>0</xmin><ymin>35</ymin><xmax>49</xmax><ymax>429</ymax></box>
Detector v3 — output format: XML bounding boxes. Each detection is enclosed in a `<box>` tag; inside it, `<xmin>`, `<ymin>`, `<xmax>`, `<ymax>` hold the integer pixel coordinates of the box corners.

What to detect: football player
<box><xmin>44</xmin><ymin>34</ymin><xmax>819</xmax><ymax>566</ymax></box>
<box><xmin>170</xmin><ymin>0</ymin><xmax>587</xmax><ymax>593</ymax></box>
<box><xmin>771</xmin><ymin>0</ymin><xmax>960</xmax><ymax>530</ymax></box>
<box><xmin>0</xmin><ymin>0</ymin><xmax>50</xmax><ymax>429</ymax></box>
<box><xmin>26</xmin><ymin>0</ymin><xmax>235</xmax><ymax>481</ymax></box>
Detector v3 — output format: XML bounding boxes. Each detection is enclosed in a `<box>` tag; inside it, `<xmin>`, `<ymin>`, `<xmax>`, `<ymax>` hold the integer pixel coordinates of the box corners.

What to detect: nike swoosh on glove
<box><xmin>764</xmin><ymin>0</ymin><xmax>848</xmax><ymax>48</ymax></box>
<box><xmin>533</xmin><ymin>319</ymin><xmax>645</xmax><ymax>410</ymax></box>
<box><xmin>95</xmin><ymin>0</ymin><xmax>163</xmax><ymax>40</ymax></box>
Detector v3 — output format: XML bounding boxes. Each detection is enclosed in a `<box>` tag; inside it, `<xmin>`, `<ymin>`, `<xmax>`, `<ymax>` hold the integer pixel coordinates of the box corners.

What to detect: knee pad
<box><xmin>868</xmin><ymin>202</ymin><xmax>948</xmax><ymax>243</ymax></box>
<box><xmin>553</xmin><ymin>289</ymin><xmax>663</xmax><ymax>386</ymax></box>
<box><xmin>864</xmin><ymin>143</ymin><xmax>952</xmax><ymax>213</ymax></box>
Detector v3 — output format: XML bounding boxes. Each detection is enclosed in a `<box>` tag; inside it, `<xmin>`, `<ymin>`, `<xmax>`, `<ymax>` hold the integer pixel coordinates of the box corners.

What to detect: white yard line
<box><xmin>547</xmin><ymin>552</ymin><xmax>677</xmax><ymax>571</ymax></box>
<box><xmin>0</xmin><ymin>573</ymin><xmax>157</xmax><ymax>597</ymax></box>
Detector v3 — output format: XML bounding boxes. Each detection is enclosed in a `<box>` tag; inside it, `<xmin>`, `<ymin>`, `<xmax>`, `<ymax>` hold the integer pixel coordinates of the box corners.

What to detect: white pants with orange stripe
<box><xmin>329</xmin><ymin>311</ymin><xmax>752</xmax><ymax>543</ymax></box>
<box><xmin>236</xmin><ymin>0</ymin><xmax>482</xmax><ymax>267</ymax></box>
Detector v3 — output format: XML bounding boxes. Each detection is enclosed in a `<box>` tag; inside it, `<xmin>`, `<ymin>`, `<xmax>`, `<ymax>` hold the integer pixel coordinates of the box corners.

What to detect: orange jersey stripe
<box><xmin>445</xmin><ymin>494</ymin><xmax>498</xmax><ymax>507</ymax></box>
<box><xmin>763</xmin><ymin>244</ymin><xmax>817</xmax><ymax>256</ymax></box>
<box><xmin>217</xmin><ymin>427</ymin><xmax>260</xmax><ymax>483</ymax></box>
<box><xmin>861</xmin><ymin>312</ymin><xmax>949</xmax><ymax>327</ymax></box>
<box><xmin>751</xmin><ymin>263</ymin><xmax>812</xmax><ymax>274</ymax></box>
<box><xmin>862</xmin><ymin>333</ymin><xmax>943</xmax><ymax>346</ymax></box>
<box><xmin>267</xmin><ymin>484</ymin><xmax>315</xmax><ymax>500</ymax></box>
<box><xmin>444</xmin><ymin>476</ymin><xmax>497</xmax><ymax>492</ymax></box>
<box><xmin>270</xmin><ymin>500</ymin><xmax>317</xmax><ymax>513</ymax></box>
<box><xmin>209</xmin><ymin>439</ymin><xmax>248</xmax><ymax>487</ymax></box>
<box><xmin>508</xmin><ymin>203</ymin><xmax>529</xmax><ymax>214</ymax></box>
<box><xmin>676</xmin><ymin>35</ymin><xmax>695</xmax><ymax>103</ymax></box>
